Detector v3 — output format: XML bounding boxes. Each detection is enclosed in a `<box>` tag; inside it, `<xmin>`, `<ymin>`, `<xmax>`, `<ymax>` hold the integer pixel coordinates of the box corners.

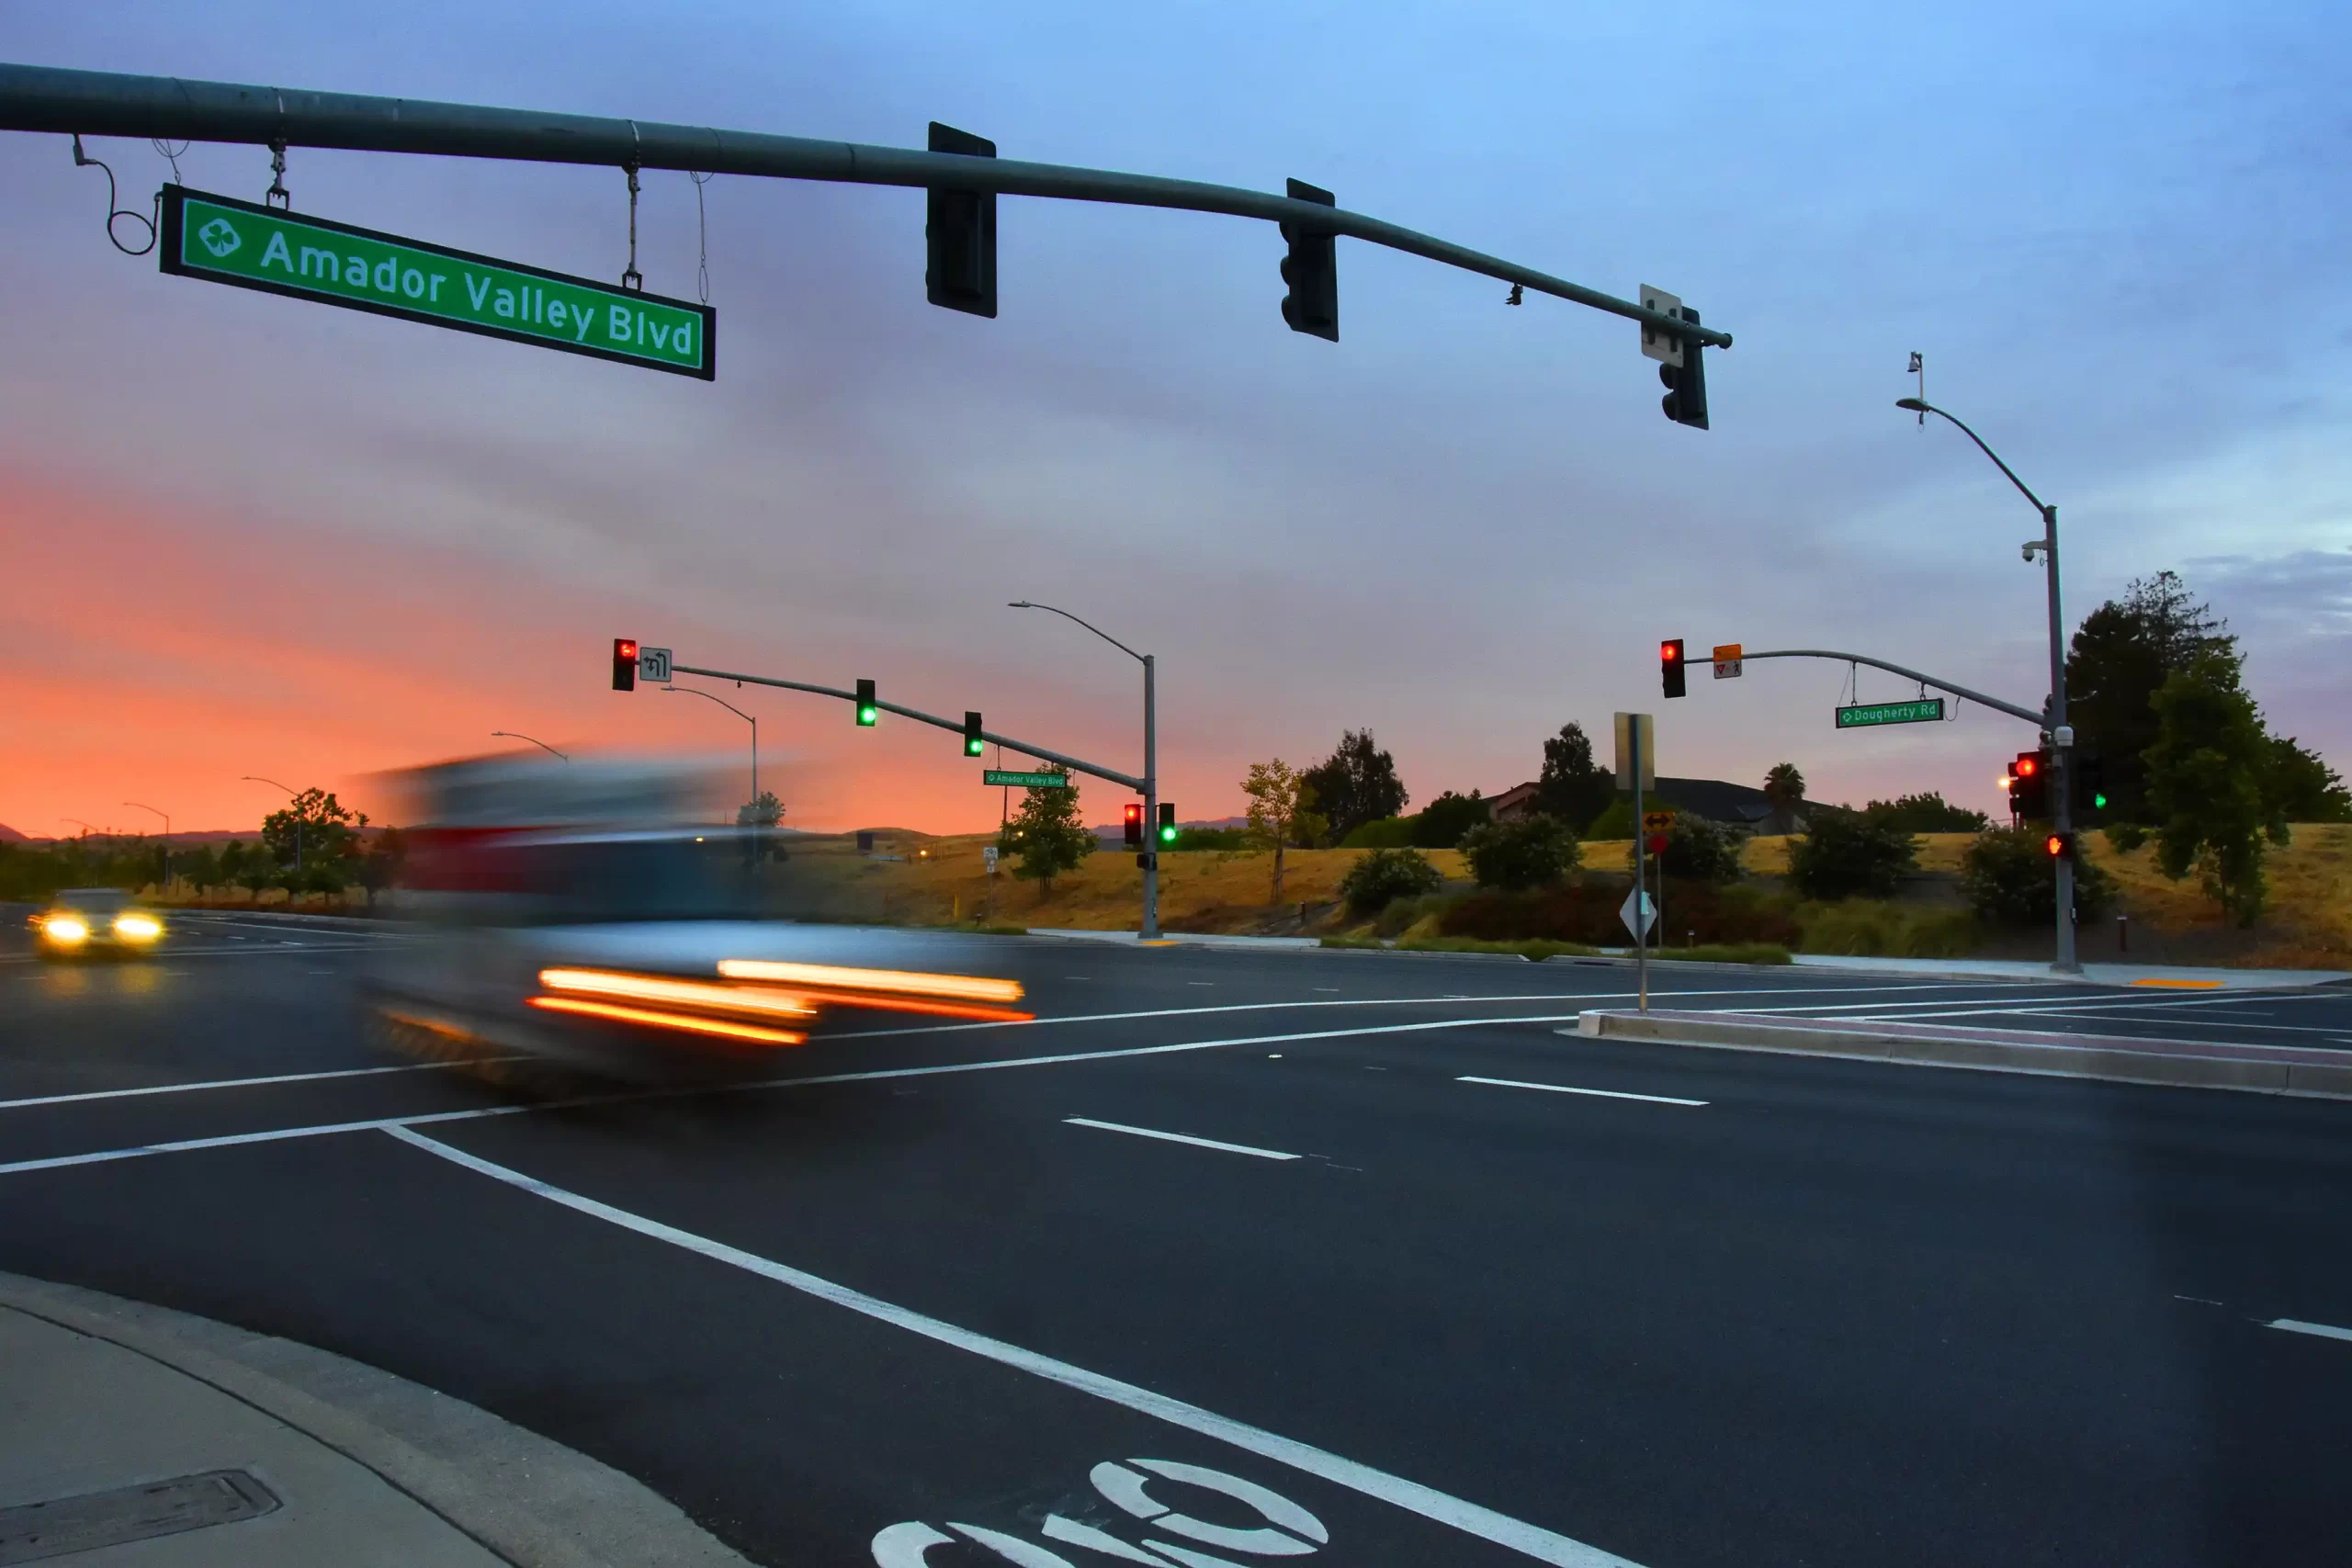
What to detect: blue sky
<box><xmin>3</xmin><ymin>1</ymin><xmax>2346</xmax><ymax>831</ymax></box>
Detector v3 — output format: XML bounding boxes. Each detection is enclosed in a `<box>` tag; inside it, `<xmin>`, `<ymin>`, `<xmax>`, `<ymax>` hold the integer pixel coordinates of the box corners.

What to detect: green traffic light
<box><xmin>1159</xmin><ymin>825</ymin><xmax>1177</xmax><ymax>843</ymax></box>
<box><xmin>2093</xmin><ymin>792</ymin><xmax>2109</xmax><ymax>809</ymax></box>
<box><xmin>965</xmin><ymin>738</ymin><xmax>984</xmax><ymax>756</ymax></box>
<box><xmin>857</xmin><ymin>705</ymin><xmax>877</xmax><ymax>726</ymax></box>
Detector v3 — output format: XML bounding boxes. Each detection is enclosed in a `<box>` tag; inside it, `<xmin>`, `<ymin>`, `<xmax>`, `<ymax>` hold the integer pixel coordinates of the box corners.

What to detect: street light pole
<box><xmin>662</xmin><ymin>686</ymin><xmax>758</xmax><ymax>817</ymax></box>
<box><xmin>242</xmin><ymin>775</ymin><xmax>302</xmax><ymax>872</ymax></box>
<box><xmin>490</xmin><ymin>730</ymin><xmax>570</xmax><ymax>761</ymax></box>
<box><xmin>123</xmin><ymin>801</ymin><xmax>170</xmax><ymax>886</ymax></box>
<box><xmin>1009</xmin><ymin>601</ymin><xmax>1159</xmax><ymax>941</ymax></box>
<box><xmin>1896</xmin><ymin>397</ymin><xmax>2077</xmax><ymax>974</ymax></box>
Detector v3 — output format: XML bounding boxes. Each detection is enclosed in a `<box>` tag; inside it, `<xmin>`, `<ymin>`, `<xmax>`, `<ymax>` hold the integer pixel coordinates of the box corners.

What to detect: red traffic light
<box><xmin>2014</xmin><ymin>754</ymin><xmax>2040</xmax><ymax>778</ymax></box>
<box><xmin>617</xmin><ymin>639</ymin><xmax>638</xmax><ymax>659</ymax></box>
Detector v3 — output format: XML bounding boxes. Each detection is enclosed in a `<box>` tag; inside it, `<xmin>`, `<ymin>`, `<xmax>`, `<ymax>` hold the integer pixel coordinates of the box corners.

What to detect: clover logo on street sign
<box><xmin>197</xmin><ymin>217</ymin><xmax>242</xmax><ymax>258</ymax></box>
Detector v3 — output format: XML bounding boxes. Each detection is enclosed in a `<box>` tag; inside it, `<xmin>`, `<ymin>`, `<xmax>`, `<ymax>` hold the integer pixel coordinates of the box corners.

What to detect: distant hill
<box><xmin>0</xmin><ymin>823</ymin><xmax>28</xmax><ymax>843</ymax></box>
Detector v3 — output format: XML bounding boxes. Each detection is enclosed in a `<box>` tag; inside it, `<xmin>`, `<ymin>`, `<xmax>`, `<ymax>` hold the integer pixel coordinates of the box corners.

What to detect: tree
<box><xmin>2065</xmin><ymin>570</ymin><xmax>2234</xmax><ymax>822</ymax></box>
<box><xmin>736</xmin><ymin>791</ymin><xmax>784</xmax><ymax>828</ymax></box>
<box><xmin>1863</xmin><ymin>792</ymin><xmax>1991</xmax><ymax>833</ymax></box>
<box><xmin>2268</xmin><ymin>735</ymin><xmax>2352</xmax><ymax>823</ymax></box>
<box><xmin>1784</xmin><ymin>813</ymin><xmax>1917</xmax><ymax>899</ymax></box>
<box><xmin>998</xmin><ymin>780</ymin><xmax>1094</xmax><ymax>896</ymax></box>
<box><xmin>1962</xmin><ymin>829</ymin><xmax>2117</xmax><ymax>926</ymax></box>
<box><xmin>1300</xmin><ymin>729</ymin><xmax>1407</xmax><ymax>845</ymax></box>
<box><xmin>1647</xmin><ymin>815</ymin><xmax>1747</xmax><ymax>884</ymax></box>
<box><xmin>1411</xmin><ymin>790</ymin><xmax>1489</xmax><ymax>850</ymax></box>
<box><xmin>1763</xmin><ymin>763</ymin><xmax>1806</xmax><ymax>812</ymax></box>
<box><xmin>1535</xmin><ymin>723</ymin><xmax>1616</xmax><ymax>833</ymax></box>
<box><xmin>1460</xmin><ymin>815</ymin><xmax>1578</xmax><ymax>891</ymax></box>
<box><xmin>261</xmin><ymin>788</ymin><xmax>368</xmax><ymax>881</ymax></box>
<box><xmin>2144</xmin><ymin>648</ymin><xmax>2285</xmax><ymax>925</ymax></box>
<box><xmin>1241</xmin><ymin>759</ymin><xmax>1326</xmax><ymax>904</ymax></box>
<box><xmin>1339</xmin><ymin>848</ymin><xmax>1443</xmax><ymax>914</ymax></box>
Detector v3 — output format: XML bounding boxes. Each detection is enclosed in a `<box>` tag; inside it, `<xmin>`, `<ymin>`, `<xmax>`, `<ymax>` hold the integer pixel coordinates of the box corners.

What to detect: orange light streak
<box><xmin>714</xmin><ymin>959</ymin><xmax>1024</xmax><ymax>1004</ymax></box>
<box><xmin>527</xmin><ymin>996</ymin><xmax>807</xmax><ymax>1045</ymax></box>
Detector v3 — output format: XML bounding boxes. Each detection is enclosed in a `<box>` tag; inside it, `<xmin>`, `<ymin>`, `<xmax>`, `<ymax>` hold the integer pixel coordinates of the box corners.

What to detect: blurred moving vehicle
<box><xmin>364</xmin><ymin>754</ymin><xmax>1031</xmax><ymax>1083</ymax></box>
<box><xmin>31</xmin><ymin>889</ymin><xmax>164</xmax><ymax>957</ymax></box>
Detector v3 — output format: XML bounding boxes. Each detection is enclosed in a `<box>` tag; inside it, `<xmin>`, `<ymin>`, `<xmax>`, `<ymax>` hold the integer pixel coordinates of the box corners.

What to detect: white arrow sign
<box><xmin>1619</xmin><ymin>887</ymin><xmax>1657</xmax><ymax>941</ymax></box>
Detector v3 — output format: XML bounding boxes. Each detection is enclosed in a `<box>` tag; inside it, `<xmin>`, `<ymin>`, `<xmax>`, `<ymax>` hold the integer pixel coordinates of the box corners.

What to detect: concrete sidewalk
<box><xmin>1781</xmin><ymin>953</ymin><xmax>2350</xmax><ymax>989</ymax></box>
<box><xmin>0</xmin><ymin>1273</ymin><xmax>751</xmax><ymax>1567</ymax></box>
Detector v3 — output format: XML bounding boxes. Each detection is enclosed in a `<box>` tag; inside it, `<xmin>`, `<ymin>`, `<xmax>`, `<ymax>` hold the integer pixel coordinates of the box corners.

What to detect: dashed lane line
<box><xmin>2267</xmin><ymin>1318</ymin><xmax>2352</xmax><ymax>1343</ymax></box>
<box><xmin>0</xmin><ymin>1013</ymin><xmax>1589</xmax><ymax>1179</ymax></box>
<box><xmin>1064</xmin><ymin>1117</ymin><xmax>1301</xmax><ymax>1160</ymax></box>
<box><xmin>1457</xmin><ymin>1076</ymin><xmax>1707</xmax><ymax>1108</ymax></box>
<box><xmin>385</xmin><ymin>1125</ymin><xmax>1645</xmax><ymax>1568</ymax></box>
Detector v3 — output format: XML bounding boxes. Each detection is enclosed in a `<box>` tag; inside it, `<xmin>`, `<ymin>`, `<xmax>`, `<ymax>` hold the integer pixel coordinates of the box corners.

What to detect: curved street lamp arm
<box><xmin>662</xmin><ymin>685</ymin><xmax>755</xmax><ymax>726</ymax></box>
<box><xmin>1904</xmin><ymin>400</ymin><xmax>2050</xmax><ymax>518</ymax></box>
<box><xmin>241</xmin><ymin>775</ymin><xmax>297</xmax><ymax>796</ymax></box>
<box><xmin>490</xmin><ymin>730</ymin><xmax>570</xmax><ymax>760</ymax></box>
<box><xmin>1007</xmin><ymin>601</ymin><xmax>1145</xmax><ymax>664</ymax></box>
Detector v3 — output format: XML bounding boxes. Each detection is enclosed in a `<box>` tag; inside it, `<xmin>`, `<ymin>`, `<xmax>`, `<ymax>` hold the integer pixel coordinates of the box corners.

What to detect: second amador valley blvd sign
<box><xmin>159</xmin><ymin>186</ymin><xmax>714</xmax><ymax>378</ymax></box>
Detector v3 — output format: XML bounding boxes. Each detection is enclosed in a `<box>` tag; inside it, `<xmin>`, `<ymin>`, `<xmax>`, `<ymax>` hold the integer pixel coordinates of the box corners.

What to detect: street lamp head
<box><xmin>1894</xmin><ymin>397</ymin><xmax>1928</xmax><ymax>412</ymax></box>
<box><xmin>1007</xmin><ymin>601</ymin><xmax>1033</xmax><ymax>609</ymax></box>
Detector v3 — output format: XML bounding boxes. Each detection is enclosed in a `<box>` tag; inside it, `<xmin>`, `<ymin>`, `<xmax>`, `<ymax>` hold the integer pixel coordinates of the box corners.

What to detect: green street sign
<box><xmin>1837</xmin><ymin>698</ymin><xmax>1946</xmax><ymax>728</ymax></box>
<box><xmin>983</xmin><ymin>769</ymin><xmax>1070</xmax><ymax>788</ymax></box>
<box><xmin>159</xmin><ymin>186</ymin><xmax>715</xmax><ymax>378</ymax></box>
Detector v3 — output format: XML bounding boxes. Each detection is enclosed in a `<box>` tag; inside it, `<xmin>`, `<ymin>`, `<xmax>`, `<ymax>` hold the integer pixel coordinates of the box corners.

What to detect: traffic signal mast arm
<box><xmin>0</xmin><ymin>63</ymin><xmax>1731</xmax><ymax>355</ymax></box>
<box><xmin>668</xmin><ymin>661</ymin><xmax>1145</xmax><ymax>794</ymax></box>
<box><xmin>1739</xmin><ymin>649</ymin><xmax>2045</xmax><ymax>728</ymax></box>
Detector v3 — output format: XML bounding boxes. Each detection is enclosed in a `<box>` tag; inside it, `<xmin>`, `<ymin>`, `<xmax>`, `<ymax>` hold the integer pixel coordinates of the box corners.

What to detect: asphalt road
<box><xmin>5</xmin><ymin>908</ymin><xmax>2351</xmax><ymax>1567</ymax></box>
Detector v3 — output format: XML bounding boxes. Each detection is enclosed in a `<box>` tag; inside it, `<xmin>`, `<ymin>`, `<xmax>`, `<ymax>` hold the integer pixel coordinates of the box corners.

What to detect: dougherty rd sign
<box><xmin>1836</xmin><ymin>698</ymin><xmax>1947</xmax><ymax>728</ymax></box>
<box><xmin>159</xmin><ymin>186</ymin><xmax>714</xmax><ymax>378</ymax></box>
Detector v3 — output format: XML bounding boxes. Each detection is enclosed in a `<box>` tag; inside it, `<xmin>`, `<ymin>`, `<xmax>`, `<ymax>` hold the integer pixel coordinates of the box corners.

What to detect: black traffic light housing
<box><xmin>613</xmin><ymin>637</ymin><xmax>638</xmax><ymax>692</ymax></box>
<box><xmin>1123</xmin><ymin>803</ymin><xmax>1145</xmax><ymax>849</ymax></box>
<box><xmin>1660</xmin><ymin>638</ymin><xmax>1687</xmax><ymax>700</ymax></box>
<box><xmin>1158</xmin><ymin>803</ymin><xmax>1177</xmax><ymax>845</ymax></box>
<box><xmin>964</xmin><ymin>711</ymin><xmax>985</xmax><ymax>757</ymax></box>
<box><xmin>2011</xmin><ymin>750</ymin><xmax>2051</xmax><ymax>818</ymax></box>
<box><xmin>855</xmin><ymin>679</ymin><xmax>877</xmax><ymax>726</ymax></box>
<box><xmin>1279</xmin><ymin>179</ymin><xmax>1339</xmax><ymax>342</ymax></box>
<box><xmin>1658</xmin><ymin>306</ymin><xmax>1709</xmax><ymax>429</ymax></box>
<box><xmin>925</xmin><ymin>122</ymin><xmax>997</xmax><ymax>318</ymax></box>
<box><xmin>2074</xmin><ymin>753</ymin><xmax>2108</xmax><ymax>818</ymax></box>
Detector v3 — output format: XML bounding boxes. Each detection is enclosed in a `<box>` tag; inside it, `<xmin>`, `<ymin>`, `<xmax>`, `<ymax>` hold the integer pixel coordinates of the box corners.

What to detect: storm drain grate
<box><xmin>0</xmin><ymin>1469</ymin><xmax>280</xmax><ymax>1563</ymax></box>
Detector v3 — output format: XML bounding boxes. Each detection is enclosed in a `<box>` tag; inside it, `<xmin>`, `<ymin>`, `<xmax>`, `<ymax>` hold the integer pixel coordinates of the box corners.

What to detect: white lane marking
<box><xmin>2267</xmin><ymin>1318</ymin><xmax>2352</xmax><ymax>1343</ymax></box>
<box><xmin>386</xmin><ymin>1127</ymin><xmax>1644</xmax><ymax>1568</ymax></box>
<box><xmin>0</xmin><ymin>1014</ymin><xmax>1589</xmax><ymax>1179</ymax></box>
<box><xmin>833</xmin><ymin>983</ymin><xmax>2012</xmax><ymax>1043</ymax></box>
<box><xmin>1458</xmin><ymin>1076</ymin><xmax>1708</xmax><ymax>1108</ymax></box>
<box><xmin>1840</xmin><ymin>993</ymin><xmax>2345</xmax><ymax>1025</ymax></box>
<box><xmin>1065</xmin><ymin>1118</ymin><xmax>1300</xmax><ymax>1161</ymax></box>
<box><xmin>1187</xmin><ymin>981</ymin><xmax>1216</xmax><ymax>987</ymax></box>
<box><xmin>0</xmin><ymin>1103</ymin><xmax>537</xmax><ymax>1177</ymax></box>
<box><xmin>0</xmin><ymin>1060</ymin><xmax>508</xmax><ymax>1113</ymax></box>
<box><xmin>1905</xmin><ymin>1009</ymin><xmax>2352</xmax><ymax>1041</ymax></box>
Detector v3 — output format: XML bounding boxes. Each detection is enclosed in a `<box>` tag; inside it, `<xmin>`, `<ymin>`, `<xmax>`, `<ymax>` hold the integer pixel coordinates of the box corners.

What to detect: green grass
<box><xmin>1794</xmin><ymin>902</ymin><xmax>1979</xmax><ymax>958</ymax></box>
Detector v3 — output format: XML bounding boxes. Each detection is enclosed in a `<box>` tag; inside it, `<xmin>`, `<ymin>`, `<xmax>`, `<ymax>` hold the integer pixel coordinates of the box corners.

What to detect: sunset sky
<box><xmin>5</xmin><ymin>2</ymin><xmax>2347</xmax><ymax>839</ymax></box>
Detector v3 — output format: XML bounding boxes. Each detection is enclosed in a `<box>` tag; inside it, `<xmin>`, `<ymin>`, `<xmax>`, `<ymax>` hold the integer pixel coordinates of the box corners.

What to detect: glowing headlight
<box><xmin>43</xmin><ymin>916</ymin><xmax>90</xmax><ymax>944</ymax></box>
<box><xmin>114</xmin><ymin>913</ymin><xmax>164</xmax><ymax>941</ymax></box>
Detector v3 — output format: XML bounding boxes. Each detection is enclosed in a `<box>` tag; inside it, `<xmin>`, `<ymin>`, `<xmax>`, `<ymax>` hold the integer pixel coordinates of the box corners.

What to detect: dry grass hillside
<box><xmin>802</xmin><ymin>824</ymin><xmax>2352</xmax><ymax>968</ymax></box>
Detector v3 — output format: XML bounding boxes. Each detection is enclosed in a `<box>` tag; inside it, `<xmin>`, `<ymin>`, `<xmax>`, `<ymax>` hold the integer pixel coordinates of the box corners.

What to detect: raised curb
<box><xmin>0</xmin><ymin>1270</ymin><xmax>753</xmax><ymax>1568</ymax></box>
<box><xmin>1574</xmin><ymin>1010</ymin><xmax>2352</xmax><ymax>1100</ymax></box>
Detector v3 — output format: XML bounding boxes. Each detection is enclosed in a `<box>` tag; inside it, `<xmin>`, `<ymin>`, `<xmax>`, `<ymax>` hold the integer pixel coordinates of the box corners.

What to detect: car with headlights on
<box><xmin>31</xmin><ymin>889</ymin><xmax>164</xmax><ymax>957</ymax></box>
